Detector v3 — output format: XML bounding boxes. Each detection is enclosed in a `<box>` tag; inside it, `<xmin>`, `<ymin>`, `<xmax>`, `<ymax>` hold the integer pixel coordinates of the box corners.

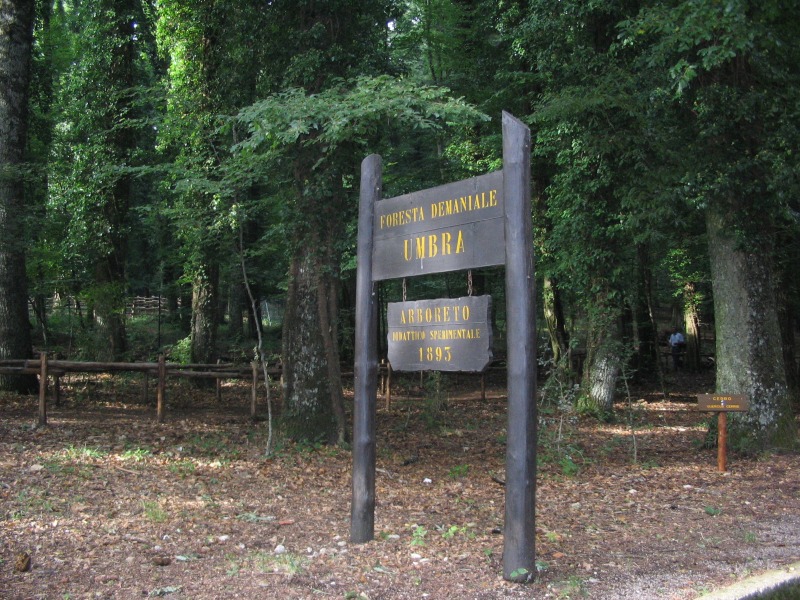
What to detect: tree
<box><xmin>156</xmin><ymin>0</ymin><xmax>278</xmax><ymax>365</ymax></box>
<box><xmin>233</xmin><ymin>76</ymin><xmax>485</xmax><ymax>443</ymax></box>
<box><xmin>516</xmin><ymin>0</ymin><xmax>654</xmax><ymax>415</ymax></box>
<box><xmin>622</xmin><ymin>0</ymin><xmax>800</xmax><ymax>448</ymax></box>
<box><xmin>45</xmin><ymin>0</ymin><xmax>159</xmax><ymax>359</ymax></box>
<box><xmin>0</xmin><ymin>0</ymin><xmax>36</xmax><ymax>392</ymax></box>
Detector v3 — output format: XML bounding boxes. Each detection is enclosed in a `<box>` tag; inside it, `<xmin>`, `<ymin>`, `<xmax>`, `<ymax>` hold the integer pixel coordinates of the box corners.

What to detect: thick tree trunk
<box><xmin>0</xmin><ymin>0</ymin><xmax>36</xmax><ymax>392</ymax></box>
<box><xmin>706</xmin><ymin>208</ymin><xmax>794</xmax><ymax>449</ymax></box>
<box><xmin>190</xmin><ymin>264</ymin><xmax>218</xmax><ymax>365</ymax></box>
<box><xmin>281</xmin><ymin>247</ymin><xmax>341</xmax><ymax>444</ymax></box>
<box><xmin>579</xmin><ymin>315</ymin><xmax>622</xmax><ymax>415</ymax></box>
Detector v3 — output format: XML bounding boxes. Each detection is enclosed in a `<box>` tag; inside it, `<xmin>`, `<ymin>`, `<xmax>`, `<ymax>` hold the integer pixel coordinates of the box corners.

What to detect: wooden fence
<box><xmin>0</xmin><ymin>355</ymin><xmax>281</xmax><ymax>425</ymax></box>
<box><xmin>0</xmin><ymin>356</ymin><xmax>494</xmax><ymax>427</ymax></box>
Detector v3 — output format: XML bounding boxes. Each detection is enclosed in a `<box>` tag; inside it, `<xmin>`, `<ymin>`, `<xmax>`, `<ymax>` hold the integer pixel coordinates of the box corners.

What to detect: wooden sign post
<box><xmin>351</xmin><ymin>112</ymin><xmax>536</xmax><ymax>583</ymax></box>
<box><xmin>697</xmin><ymin>394</ymin><xmax>750</xmax><ymax>472</ymax></box>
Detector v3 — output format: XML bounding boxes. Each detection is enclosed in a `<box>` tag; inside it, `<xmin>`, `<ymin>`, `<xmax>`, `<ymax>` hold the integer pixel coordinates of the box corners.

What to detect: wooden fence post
<box><xmin>38</xmin><ymin>353</ymin><xmax>48</xmax><ymax>427</ymax></box>
<box><xmin>216</xmin><ymin>359</ymin><xmax>223</xmax><ymax>402</ymax></box>
<box><xmin>157</xmin><ymin>354</ymin><xmax>166</xmax><ymax>423</ymax></box>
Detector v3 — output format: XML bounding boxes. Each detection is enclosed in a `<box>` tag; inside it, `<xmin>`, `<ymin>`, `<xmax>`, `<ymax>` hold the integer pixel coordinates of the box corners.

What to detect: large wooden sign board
<box><xmin>351</xmin><ymin>112</ymin><xmax>537</xmax><ymax>583</ymax></box>
<box><xmin>372</xmin><ymin>170</ymin><xmax>505</xmax><ymax>280</ymax></box>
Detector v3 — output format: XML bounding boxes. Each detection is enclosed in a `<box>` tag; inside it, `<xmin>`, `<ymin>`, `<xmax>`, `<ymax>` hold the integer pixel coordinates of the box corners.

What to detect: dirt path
<box><xmin>1</xmin><ymin>372</ymin><xmax>798</xmax><ymax>599</ymax></box>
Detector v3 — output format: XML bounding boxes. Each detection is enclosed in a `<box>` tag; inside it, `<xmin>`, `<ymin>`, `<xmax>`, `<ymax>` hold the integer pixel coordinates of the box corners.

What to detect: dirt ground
<box><xmin>1</xmin><ymin>370</ymin><xmax>799</xmax><ymax>599</ymax></box>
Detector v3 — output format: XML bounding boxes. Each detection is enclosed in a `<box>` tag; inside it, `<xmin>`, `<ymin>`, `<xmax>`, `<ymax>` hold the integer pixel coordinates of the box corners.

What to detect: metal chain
<box><xmin>467</xmin><ymin>270</ymin><xmax>473</xmax><ymax>296</ymax></box>
<box><xmin>402</xmin><ymin>278</ymin><xmax>407</xmax><ymax>302</ymax></box>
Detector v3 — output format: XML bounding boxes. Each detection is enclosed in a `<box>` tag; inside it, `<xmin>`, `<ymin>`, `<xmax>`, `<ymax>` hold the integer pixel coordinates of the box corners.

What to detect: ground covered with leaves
<box><xmin>1</xmin><ymin>371</ymin><xmax>799</xmax><ymax>599</ymax></box>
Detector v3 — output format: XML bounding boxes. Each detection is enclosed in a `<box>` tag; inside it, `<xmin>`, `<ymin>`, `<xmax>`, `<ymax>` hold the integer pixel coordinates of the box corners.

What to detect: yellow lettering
<box><xmin>455</xmin><ymin>230</ymin><xmax>465</xmax><ymax>254</ymax></box>
<box><xmin>428</xmin><ymin>234</ymin><xmax>438</xmax><ymax>258</ymax></box>
<box><xmin>442</xmin><ymin>231</ymin><xmax>452</xmax><ymax>255</ymax></box>
<box><xmin>415</xmin><ymin>237</ymin><xmax>425</xmax><ymax>259</ymax></box>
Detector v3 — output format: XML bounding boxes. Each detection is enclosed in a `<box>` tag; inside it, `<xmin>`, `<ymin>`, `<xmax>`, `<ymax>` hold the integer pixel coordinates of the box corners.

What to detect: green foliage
<box><xmin>142</xmin><ymin>500</ymin><xmax>168</xmax><ymax>523</ymax></box>
<box><xmin>410</xmin><ymin>525</ymin><xmax>428</xmax><ymax>546</ymax></box>
<box><xmin>169</xmin><ymin>336</ymin><xmax>193</xmax><ymax>364</ymax></box>
<box><xmin>447</xmin><ymin>464</ymin><xmax>470</xmax><ymax>479</ymax></box>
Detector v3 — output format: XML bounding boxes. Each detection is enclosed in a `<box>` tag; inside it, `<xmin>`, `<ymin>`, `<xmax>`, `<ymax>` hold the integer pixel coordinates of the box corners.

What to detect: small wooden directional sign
<box><xmin>697</xmin><ymin>394</ymin><xmax>749</xmax><ymax>412</ymax></box>
<box><xmin>697</xmin><ymin>393</ymin><xmax>749</xmax><ymax>473</ymax></box>
<box><xmin>387</xmin><ymin>295</ymin><xmax>492</xmax><ymax>372</ymax></box>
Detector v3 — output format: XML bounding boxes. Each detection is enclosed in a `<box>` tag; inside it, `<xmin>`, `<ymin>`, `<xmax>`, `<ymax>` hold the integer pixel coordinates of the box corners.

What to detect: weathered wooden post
<box><xmin>216</xmin><ymin>358</ymin><xmax>223</xmax><ymax>402</ymax></box>
<box><xmin>38</xmin><ymin>353</ymin><xmax>48</xmax><ymax>427</ymax></box>
<box><xmin>351</xmin><ymin>154</ymin><xmax>381</xmax><ymax>543</ymax></box>
<box><xmin>157</xmin><ymin>354</ymin><xmax>166</xmax><ymax>423</ymax></box>
<box><xmin>502</xmin><ymin>111</ymin><xmax>536</xmax><ymax>582</ymax></box>
<box><xmin>718</xmin><ymin>411</ymin><xmax>728</xmax><ymax>472</ymax></box>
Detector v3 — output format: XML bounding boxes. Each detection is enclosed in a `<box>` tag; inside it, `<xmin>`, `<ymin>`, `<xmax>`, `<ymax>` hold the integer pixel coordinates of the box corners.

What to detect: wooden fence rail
<box><xmin>1</xmin><ymin>357</ymin><xmax>492</xmax><ymax>427</ymax></box>
<box><xmin>0</xmin><ymin>356</ymin><xmax>282</xmax><ymax>426</ymax></box>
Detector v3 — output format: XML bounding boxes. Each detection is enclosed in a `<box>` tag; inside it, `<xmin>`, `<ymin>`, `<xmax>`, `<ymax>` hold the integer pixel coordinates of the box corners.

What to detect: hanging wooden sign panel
<box><xmin>372</xmin><ymin>170</ymin><xmax>505</xmax><ymax>281</ymax></box>
<box><xmin>386</xmin><ymin>295</ymin><xmax>492</xmax><ymax>372</ymax></box>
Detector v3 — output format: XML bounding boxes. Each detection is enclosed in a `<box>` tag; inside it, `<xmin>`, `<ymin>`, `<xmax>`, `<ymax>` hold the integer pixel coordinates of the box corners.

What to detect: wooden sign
<box><xmin>697</xmin><ymin>394</ymin><xmax>748</xmax><ymax>473</ymax></box>
<box><xmin>697</xmin><ymin>394</ymin><xmax>749</xmax><ymax>412</ymax></box>
<box><xmin>372</xmin><ymin>170</ymin><xmax>504</xmax><ymax>281</ymax></box>
<box><xmin>386</xmin><ymin>295</ymin><xmax>492</xmax><ymax>372</ymax></box>
<box><xmin>353</xmin><ymin>112</ymin><xmax>536</xmax><ymax>584</ymax></box>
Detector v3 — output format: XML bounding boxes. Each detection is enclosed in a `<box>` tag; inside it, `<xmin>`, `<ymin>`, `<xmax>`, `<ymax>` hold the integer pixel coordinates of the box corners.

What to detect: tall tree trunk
<box><xmin>190</xmin><ymin>263</ymin><xmax>218</xmax><ymax>365</ymax></box>
<box><xmin>316</xmin><ymin>249</ymin><xmax>346</xmax><ymax>444</ymax></box>
<box><xmin>706</xmin><ymin>207</ymin><xmax>794</xmax><ymax>449</ymax></box>
<box><xmin>281</xmin><ymin>247</ymin><xmax>340</xmax><ymax>444</ymax></box>
<box><xmin>579</xmin><ymin>315</ymin><xmax>622</xmax><ymax>415</ymax></box>
<box><xmin>0</xmin><ymin>0</ymin><xmax>36</xmax><ymax>392</ymax></box>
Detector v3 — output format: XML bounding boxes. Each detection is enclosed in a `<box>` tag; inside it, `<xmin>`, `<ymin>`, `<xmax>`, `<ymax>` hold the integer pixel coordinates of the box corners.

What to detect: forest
<box><xmin>1</xmin><ymin>0</ymin><xmax>799</xmax><ymax>452</ymax></box>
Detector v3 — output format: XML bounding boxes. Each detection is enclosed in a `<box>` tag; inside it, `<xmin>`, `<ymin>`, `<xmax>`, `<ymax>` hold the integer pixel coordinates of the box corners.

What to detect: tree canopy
<box><xmin>0</xmin><ymin>0</ymin><xmax>797</xmax><ymax>449</ymax></box>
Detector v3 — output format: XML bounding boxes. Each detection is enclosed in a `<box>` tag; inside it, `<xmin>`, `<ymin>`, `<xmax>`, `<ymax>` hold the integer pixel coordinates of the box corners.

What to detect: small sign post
<box><xmin>697</xmin><ymin>394</ymin><xmax>749</xmax><ymax>472</ymax></box>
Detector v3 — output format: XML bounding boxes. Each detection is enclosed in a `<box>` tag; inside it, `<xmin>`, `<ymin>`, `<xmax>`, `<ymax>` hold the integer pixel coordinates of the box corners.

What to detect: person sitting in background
<box><xmin>669</xmin><ymin>327</ymin><xmax>686</xmax><ymax>371</ymax></box>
